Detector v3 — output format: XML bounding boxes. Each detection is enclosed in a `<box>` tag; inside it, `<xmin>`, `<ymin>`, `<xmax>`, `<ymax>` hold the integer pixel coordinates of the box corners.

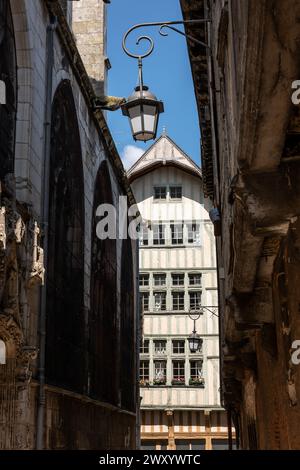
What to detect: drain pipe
<box><xmin>36</xmin><ymin>13</ymin><xmax>57</xmax><ymax>450</ymax></box>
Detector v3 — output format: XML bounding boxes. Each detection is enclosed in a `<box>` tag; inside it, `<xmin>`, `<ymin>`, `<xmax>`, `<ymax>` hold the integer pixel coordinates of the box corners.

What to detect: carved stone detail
<box><xmin>27</xmin><ymin>221</ymin><xmax>45</xmax><ymax>287</ymax></box>
<box><xmin>16</xmin><ymin>345</ymin><xmax>38</xmax><ymax>391</ymax></box>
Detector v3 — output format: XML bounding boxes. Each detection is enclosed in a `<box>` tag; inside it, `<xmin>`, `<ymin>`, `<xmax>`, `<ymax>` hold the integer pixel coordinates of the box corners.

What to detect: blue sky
<box><xmin>107</xmin><ymin>0</ymin><xmax>200</xmax><ymax>169</ymax></box>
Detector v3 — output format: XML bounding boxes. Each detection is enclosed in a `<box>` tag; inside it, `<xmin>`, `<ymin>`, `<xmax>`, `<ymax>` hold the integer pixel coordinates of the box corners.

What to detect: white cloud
<box><xmin>121</xmin><ymin>145</ymin><xmax>144</xmax><ymax>170</ymax></box>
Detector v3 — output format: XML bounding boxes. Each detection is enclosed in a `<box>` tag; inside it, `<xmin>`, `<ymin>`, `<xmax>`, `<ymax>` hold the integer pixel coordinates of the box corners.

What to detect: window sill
<box><xmin>140</xmin><ymin>385</ymin><xmax>206</xmax><ymax>389</ymax></box>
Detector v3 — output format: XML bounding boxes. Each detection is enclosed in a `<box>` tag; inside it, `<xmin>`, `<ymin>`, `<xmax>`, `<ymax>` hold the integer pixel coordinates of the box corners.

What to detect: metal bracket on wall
<box><xmin>122</xmin><ymin>19</ymin><xmax>211</xmax><ymax>61</ymax></box>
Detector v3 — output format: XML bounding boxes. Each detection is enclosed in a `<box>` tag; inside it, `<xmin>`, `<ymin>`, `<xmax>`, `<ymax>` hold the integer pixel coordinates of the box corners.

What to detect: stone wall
<box><xmin>72</xmin><ymin>0</ymin><xmax>107</xmax><ymax>96</ymax></box>
<box><xmin>0</xmin><ymin>0</ymin><xmax>138</xmax><ymax>449</ymax></box>
<box><xmin>181</xmin><ymin>0</ymin><xmax>300</xmax><ymax>449</ymax></box>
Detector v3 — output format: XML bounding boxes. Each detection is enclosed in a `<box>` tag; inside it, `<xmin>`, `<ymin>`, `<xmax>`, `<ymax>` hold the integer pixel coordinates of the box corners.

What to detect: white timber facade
<box><xmin>128</xmin><ymin>134</ymin><xmax>231</xmax><ymax>450</ymax></box>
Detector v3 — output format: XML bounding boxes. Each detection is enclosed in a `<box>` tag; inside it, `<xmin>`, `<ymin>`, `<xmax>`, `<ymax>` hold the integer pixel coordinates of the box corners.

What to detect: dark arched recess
<box><xmin>45</xmin><ymin>80</ymin><xmax>85</xmax><ymax>392</ymax></box>
<box><xmin>89</xmin><ymin>160</ymin><xmax>118</xmax><ymax>404</ymax></box>
<box><xmin>120</xmin><ymin>236</ymin><xmax>135</xmax><ymax>411</ymax></box>
<box><xmin>0</xmin><ymin>1</ymin><xmax>17</xmax><ymax>178</ymax></box>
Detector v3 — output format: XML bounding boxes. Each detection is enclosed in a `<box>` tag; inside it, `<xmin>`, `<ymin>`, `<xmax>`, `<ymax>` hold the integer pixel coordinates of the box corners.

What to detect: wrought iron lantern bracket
<box><xmin>121</xmin><ymin>19</ymin><xmax>210</xmax><ymax>141</ymax></box>
<box><xmin>122</xmin><ymin>19</ymin><xmax>211</xmax><ymax>61</ymax></box>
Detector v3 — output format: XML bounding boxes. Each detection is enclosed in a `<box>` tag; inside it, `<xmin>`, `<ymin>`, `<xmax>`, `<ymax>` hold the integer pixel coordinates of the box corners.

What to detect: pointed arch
<box><xmin>120</xmin><ymin>236</ymin><xmax>135</xmax><ymax>411</ymax></box>
<box><xmin>45</xmin><ymin>80</ymin><xmax>85</xmax><ymax>392</ymax></box>
<box><xmin>89</xmin><ymin>160</ymin><xmax>118</xmax><ymax>404</ymax></box>
<box><xmin>0</xmin><ymin>0</ymin><xmax>17</xmax><ymax>178</ymax></box>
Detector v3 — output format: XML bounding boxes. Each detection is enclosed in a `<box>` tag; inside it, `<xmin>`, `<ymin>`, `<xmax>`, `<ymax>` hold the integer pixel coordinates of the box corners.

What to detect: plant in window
<box><xmin>153</xmin><ymin>377</ymin><xmax>166</xmax><ymax>385</ymax></box>
<box><xmin>171</xmin><ymin>377</ymin><xmax>186</xmax><ymax>385</ymax></box>
<box><xmin>189</xmin><ymin>377</ymin><xmax>205</xmax><ymax>386</ymax></box>
<box><xmin>139</xmin><ymin>379</ymin><xmax>150</xmax><ymax>387</ymax></box>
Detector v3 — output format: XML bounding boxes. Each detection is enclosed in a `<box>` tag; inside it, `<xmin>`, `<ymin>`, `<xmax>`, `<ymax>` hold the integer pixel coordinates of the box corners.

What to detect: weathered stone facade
<box><xmin>72</xmin><ymin>0</ymin><xmax>108</xmax><ymax>96</ymax></box>
<box><xmin>181</xmin><ymin>0</ymin><xmax>300</xmax><ymax>449</ymax></box>
<box><xmin>0</xmin><ymin>0</ymin><xmax>139</xmax><ymax>449</ymax></box>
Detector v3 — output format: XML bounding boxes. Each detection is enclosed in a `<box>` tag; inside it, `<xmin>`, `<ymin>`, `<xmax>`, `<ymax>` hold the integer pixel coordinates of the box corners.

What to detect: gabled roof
<box><xmin>127</xmin><ymin>134</ymin><xmax>202</xmax><ymax>183</ymax></box>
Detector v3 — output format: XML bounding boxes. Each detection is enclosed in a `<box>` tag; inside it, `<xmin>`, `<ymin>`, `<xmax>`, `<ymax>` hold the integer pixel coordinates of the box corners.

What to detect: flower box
<box><xmin>139</xmin><ymin>379</ymin><xmax>150</xmax><ymax>387</ymax></box>
<box><xmin>189</xmin><ymin>377</ymin><xmax>205</xmax><ymax>387</ymax></box>
<box><xmin>153</xmin><ymin>378</ymin><xmax>166</xmax><ymax>386</ymax></box>
<box><xmin>171</xmin><ymin>378</ymin><xmax>186</xmax><ymax>386</ymax></box>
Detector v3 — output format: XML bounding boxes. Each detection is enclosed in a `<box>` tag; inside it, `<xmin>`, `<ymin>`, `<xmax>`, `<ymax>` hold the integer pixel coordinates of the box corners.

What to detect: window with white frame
<box><xmin>189</xmin><ymin>273</ymin><xmax>202</xmax><ymax>286</ymax></box>
<box><xmin>172</xmin><ymin>360</ymin><xmax>185</xmax><ymax>383</ymax></box>
<box><xmin>154</xmin><ymin>340</ymin><xmax>167</xmax><ymax>354</ymax></box>
<box><xmin>153</xmin><ymin>273</ymin><xmax>166</xmax><ymax>286</ymax></box>
<box><xmin>189</xmin><ymin>291</ymin><xmax>201</xmax><ymax>311</ymax></box>
<box><xmin>139</xmin><ymin>223</ymin><xmax>149</xmax><ymax>246</ymax></box>
<box><xmin>154</xmin><ymin>292</ymin><xmax>166</xmax><ymax>311</ymax></box>
<box><xmin>170</xmin><ymin>186</ymin><xmax>182</xmax><ymax>199</ymax></box>
<box><xmin>172</xmin><ymin>291</ymin><xmax>185</xmax><ymax>311</ymax></box>
<box><xmin>154</xmin><ymin>186</ymin><xmax>166</xmax><ymax>200</ymax></box>
<box><xmin>172</xmin><ymin>273</ymin><xmax>184</xmax><ymax>286</ymax></box>
<box><xmin>190</xmin><ymin>360</ymin><xmax>203</xmax><ymax>380</ymax></box>
<box><xmin>187</xmin><ymin>222</ymin><xmax>201</xmax><ymax>244</ymax></box>
<box><xmin>171</xmin><ymin>223</ymin><xmax>183</xmax><ymax>244</ymax></box>
<box><xmin>140</xmin><ymin>360</ymin><xmax>149</xmax><ymax>381</ymax></box>
<box><xmin>172</xmin><ymin>340</ymin><xmax>185</xmax><ymax>354</ymax></box>
<box><xmin>153</xmin><ymin>223</ymin><xmax>165</xmax><ymax>245</ymax></box>
<box><xmin>140</xmin><ymin>273</ymin><xmax>149</xmax><ymax>286</ymax></box>
<box><xmin>141</xmin><ymin>292</ymin><xmax>149</xmax><ymax>312</ymax></box>
<box><xmin>154</xmin><ymin>360</ymin><xmax>166</xmax><ymax>383</ymax></box>
<box><xmin>140</xmin><ymin>339</ymin><xmax>149</xmax><ymax>354</ymax></box>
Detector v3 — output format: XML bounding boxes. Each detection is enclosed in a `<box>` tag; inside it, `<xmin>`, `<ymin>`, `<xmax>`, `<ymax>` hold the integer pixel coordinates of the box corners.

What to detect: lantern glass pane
<box><xmin>143</xmin><ymin>104</ymin><xmax>157</xmax><ymax>133</ymax></box>
<box><xmin>128</xmin><ymin>104</ymin><xmax>143</xmax><ymax>134</ymax></box>
<box><xmin>188</xmin><ymin>337</ymin><xmax>200</xmax><ymax>353</ymax></box>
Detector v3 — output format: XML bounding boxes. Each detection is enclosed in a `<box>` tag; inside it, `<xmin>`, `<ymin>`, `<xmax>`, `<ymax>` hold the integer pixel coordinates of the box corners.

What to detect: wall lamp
<box><xmin>121</xmin><ymin>19</ymin><xmax>210</xmax><ymax>142</ymax></box>
<box><xmin>188</xmin><ymin>306</ymin><xmax>218</xmax><ymax>353</ymax></box>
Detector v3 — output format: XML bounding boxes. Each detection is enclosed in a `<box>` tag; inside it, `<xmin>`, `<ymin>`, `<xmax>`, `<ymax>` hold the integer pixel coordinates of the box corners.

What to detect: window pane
<box><xmin>154</xmin><ymin>360</ymin><xmax>166</xmax><ymax>384</ymax></box>
<box><xmin>172</xmin><ymin>360</ymin><xmax>185</xmax><ymax>382</ymax></box>
<box><xmin>153</xmin><ymin>273</ymin><xmax>166</xmax><ymax>286</ymax></box>
<box><xmin>140</xmin><ymin>360</ymin><xmax>149</xmax><ymax>381</ymax></box>
<box><xmin>170</xmin><ymin>186</ymin><xmax>182</xmax><ymax>199</ymax></box>
<box><xmin>153</xmin><ymin>223</ymin><xmax>165</xmax><ymax>245</ymax></box>
<box><xmin>141</xmin><ymin>441</ymin><xmax>156</xmax><ymax>450</ymax></box>
<box><xmin>176</xmin><ymin>440</ymin><xmax>190</xmax><ymax>450</ymax></box>
<box><xmin>172</xmin><ymin>292</ymin><xmax>185</xmax><ymax>311</ymax></box>
<box><xmin>172</xmin><ymin>273</ymin><xmax>184</xmax><ymax>286</ymax></box>
<box><xmin>139</xmin><ymin>223</ymin><xmax>149</xmax><ymax>246</ymax></box>
<box><xmin>140</xmin><ymin>273</ymin><xmax>149</xmax><ymax>286</ymax></box>
<box><xmin>141</xmin><ymin>292</ymin><xmax>149</xmax><ymax>311</ymax></box>
<box><xmin>171</xmin><ymin>223</ymin><xmax>183</xmax><ymax>244</ymax></box>
<box><xmin>154</xmin><ymin>292</ymin><xmax>166</xmax><ymax>311</ymax></box>
<box><xmin>172</xmin><ymin>340</ymin><xmax>185</xmax><ymax>354</ymax></box>
<box><xmin>190</xmin><ymin>360</ymin><xmax>203</xmax><ymax>379</ymax></box>
<box><xmin>212</xmin><ymin>439</ymin><xmax>229</xmax><ymax>450</ymax></box>
<box><xmin>140</xmin><ymin>339</ymin><xmax>149</xmax><ymax>354</ymax></box>
<box><xmin>154</xmin><ymin>340</ymin><xmax>166</xmax><ymax>354</ymax></box>
<box><xmin>154</xmin><ymin>186</ymin><xmax>166</xmax><ymax>199</ymax></box>
<box><xmin>189</xmin><ymin>291</ymin><xmax>201</xmax><ymax>311</ymax></box>
<box><xmin>189</xmin><ymin>273</ymin><xmax>202</xmax><ymax>286</ymax></box>
<box><xmin>187</xmin><ymin>223</ymin><xmax>201</xmax><ymax>244</ymax></box>
<box><xmin>191</xmin><ymin>440</ymin><xmax>206</xmax><ymax>450</ymax></box>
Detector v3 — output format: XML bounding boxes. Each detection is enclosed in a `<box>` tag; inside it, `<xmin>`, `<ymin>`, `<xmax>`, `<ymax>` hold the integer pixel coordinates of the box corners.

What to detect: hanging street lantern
<box><xmin>121</xmin><ymin>19</ymin><xmax>210</xmax><ymax>142</ymax></box>
<box><xmin>188</xmin><ymin>330</ymin><xmax>202</xmax><ymax>354</ymax></box>
<box><xmin>188</xmin><ymin>310</ymin><xmax>202</xmax><ymax>353</ymax></box>
<box><xmin>121</xmin><ymin>84</ymin><xmax>164</xmax><ymax>142</ymax></box>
